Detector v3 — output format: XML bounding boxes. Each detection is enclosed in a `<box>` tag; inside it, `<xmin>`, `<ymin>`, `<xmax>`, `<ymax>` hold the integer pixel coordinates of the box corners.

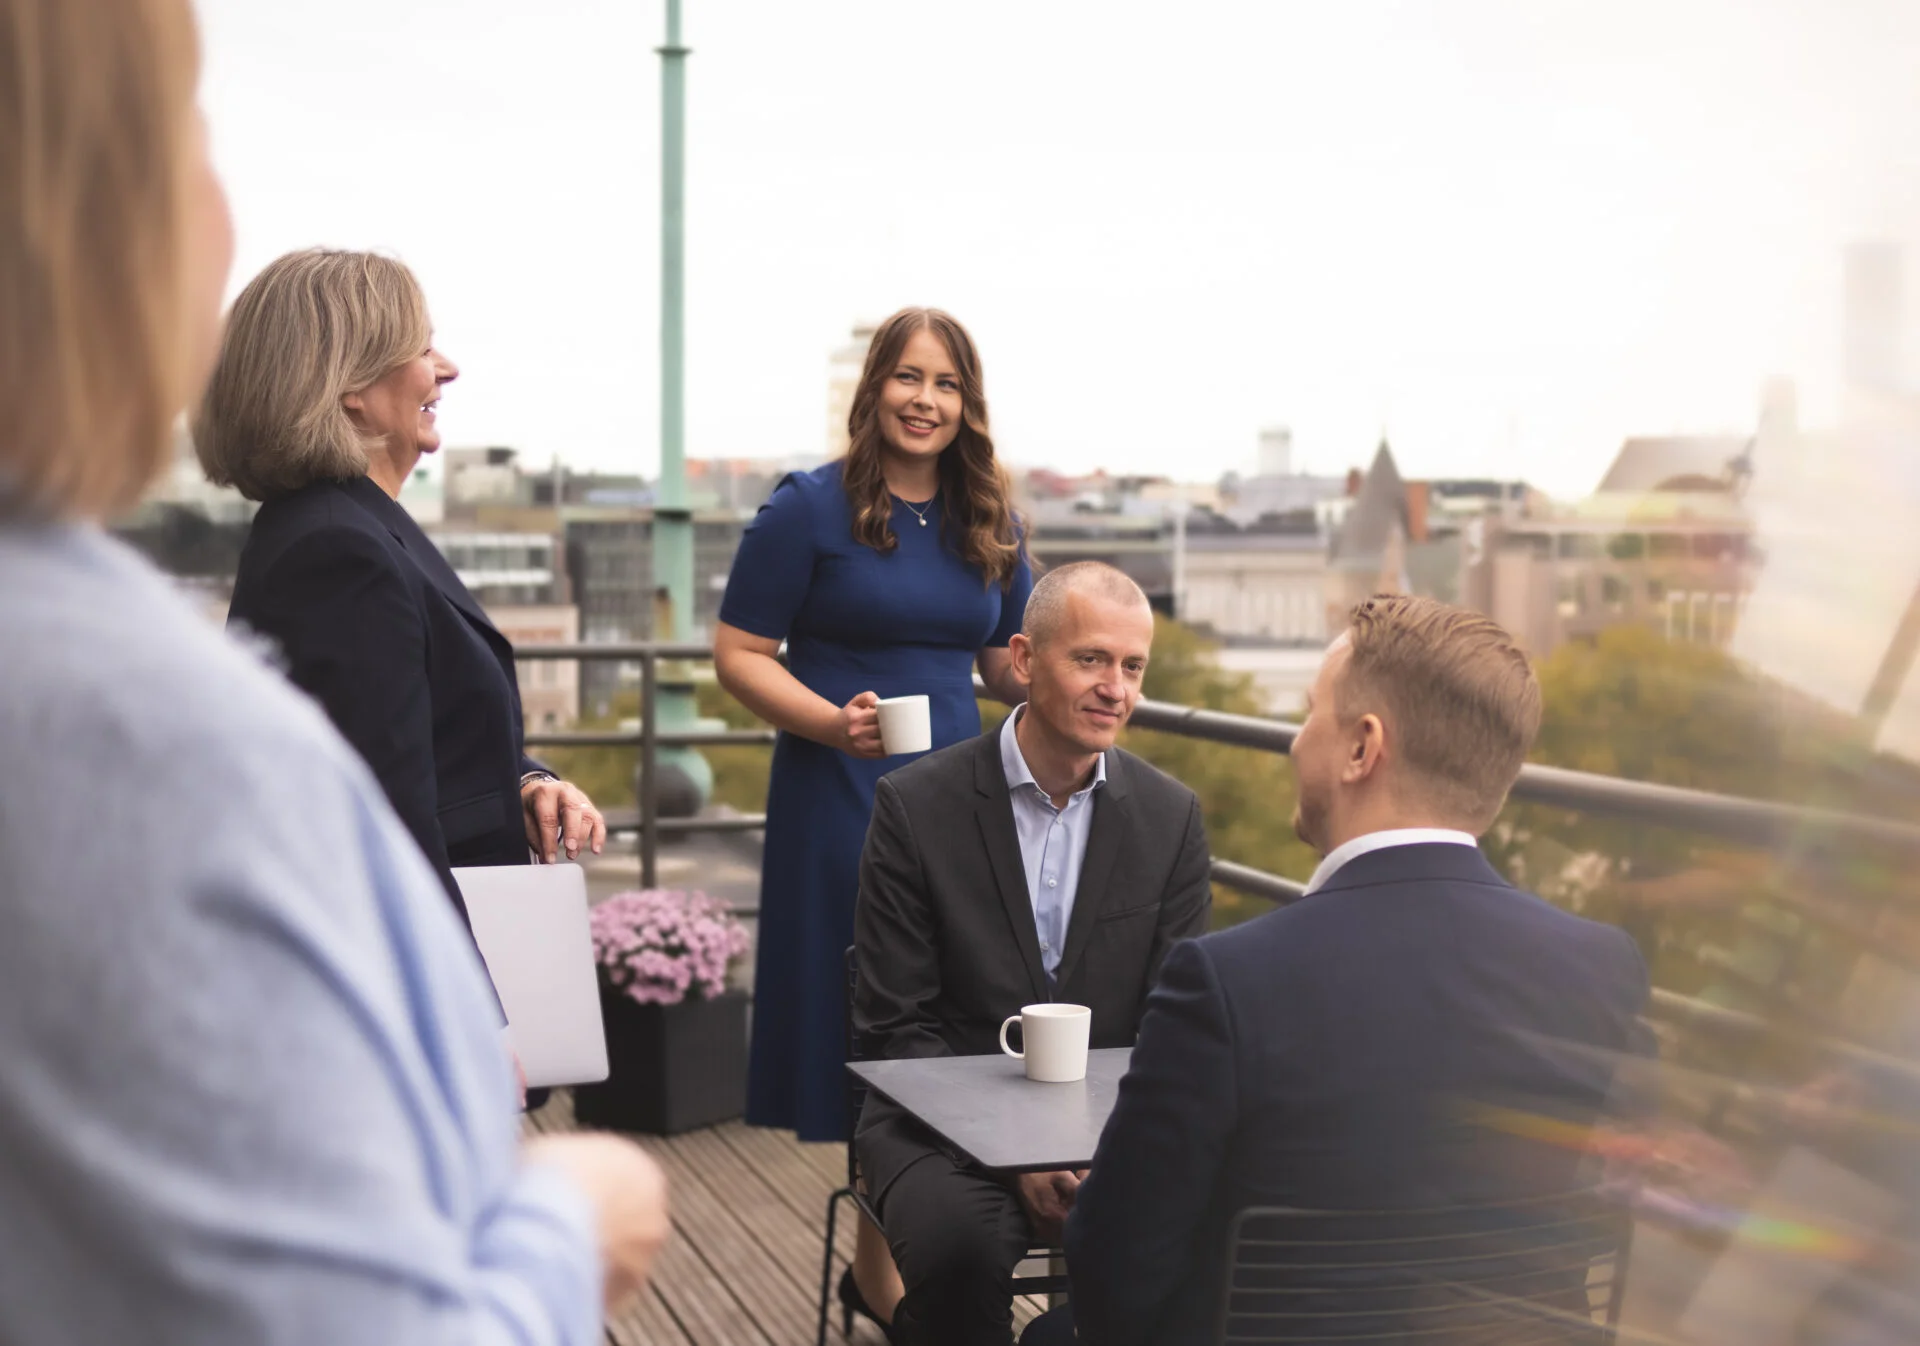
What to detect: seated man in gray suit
<box><xmin>853</xmin><ymin>561</ymin><xmax>1213</xmax><ymax>1346</ymax></box>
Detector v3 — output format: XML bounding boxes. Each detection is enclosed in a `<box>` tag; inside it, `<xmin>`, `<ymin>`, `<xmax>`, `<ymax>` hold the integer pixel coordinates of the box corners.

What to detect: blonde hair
<box><xmin>194</xmin><ymin>249</ymin><xmax>431</xmax><ymax>502</ymax></box>
<box><xmin>0</xmin><ymin>0</ymin><xmax>202</xmax><ymax>518</ymax></box>
<box><xmin>1340</xmin><ymin>594</ymin><xmax>1543</xmax><ymax>830</ymax></box>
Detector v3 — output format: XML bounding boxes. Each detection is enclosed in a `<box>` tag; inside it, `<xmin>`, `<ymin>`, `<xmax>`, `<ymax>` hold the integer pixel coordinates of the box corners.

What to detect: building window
<box><xmin>1664</xmin><ymin>591</ymin><xmax>1729</xmax><ymax>644</ymax></box>
<box><xmin>1607</xmin><ymin>534</ymin><xmax>1646</xmax><ymax>561</ymax></box>
<box><xmin>1649</xmin><ymin>534</ymin><xmax>1690</xmax><ymax>560</ymax></box>
<box><xmin>1601</xmin><ymin>575</ymin><xmax>1628</xmax><ymax>611</ymax></box>
<box><xmin>1713</xmin><ymin>592</ymin><xmax>1738</xmax><ymax>643</ymax></box>
<box><xmin>1556</xmin><ymin>577</ymin><xmax>1582</xmax><ymax>618</ymax></box>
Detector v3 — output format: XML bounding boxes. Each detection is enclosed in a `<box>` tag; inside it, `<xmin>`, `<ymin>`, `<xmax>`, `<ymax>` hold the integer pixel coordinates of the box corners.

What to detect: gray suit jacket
<box><xmin>853</xmin><ymin>727</ymin><xmax>1212</xmax><ymax>1200</ymax></box>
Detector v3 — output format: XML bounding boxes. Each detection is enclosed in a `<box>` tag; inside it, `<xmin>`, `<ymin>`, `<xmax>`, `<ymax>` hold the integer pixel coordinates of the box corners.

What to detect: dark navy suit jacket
<box><xmin>1062</xmin><ymin>842</ymin><xmax>1652</xmax><ymax>1346</ymax></box>
<box><xmin>227</xmin><ymin>475</ymin><xmax>540</xmax><ymax>930</ymax></box>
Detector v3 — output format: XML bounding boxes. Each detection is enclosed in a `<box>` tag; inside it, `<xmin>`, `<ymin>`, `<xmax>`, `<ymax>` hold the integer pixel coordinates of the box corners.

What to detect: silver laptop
<box><xmin>454</xmin><ymin>863</ymin><xmax>610</xmax><ymax>1088</ymax></box>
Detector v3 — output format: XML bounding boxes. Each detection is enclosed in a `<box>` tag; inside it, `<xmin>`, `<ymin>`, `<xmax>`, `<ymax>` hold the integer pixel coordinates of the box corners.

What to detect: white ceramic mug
<box><xmin>998</xmin><ymin>1003</ymin><xmax>1092</xmax><ymax>1083</ymax></box>
<box><xmin>877</xmin><ymin>694</ymin><xmax>933</xmax><ymax>756</ymax></box>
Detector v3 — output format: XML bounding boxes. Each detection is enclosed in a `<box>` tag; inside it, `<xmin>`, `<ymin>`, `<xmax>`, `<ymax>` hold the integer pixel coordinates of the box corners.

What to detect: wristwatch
<box><xmin>519</xmin><ymin>770</ymin><xmax>559</xmax><ymax>791</ymax></box>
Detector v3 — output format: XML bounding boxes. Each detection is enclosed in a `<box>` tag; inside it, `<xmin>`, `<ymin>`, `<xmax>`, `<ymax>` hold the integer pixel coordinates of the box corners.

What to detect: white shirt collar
<box><xmin>1302</xmin><ymin>828</ymin><xmax>1479</xmax><ymax>895</ymax></box>
<box><xmin>1000</xmin><ymin>704</ymin><xmax>1106</xmax><ymax>801</ymax></box>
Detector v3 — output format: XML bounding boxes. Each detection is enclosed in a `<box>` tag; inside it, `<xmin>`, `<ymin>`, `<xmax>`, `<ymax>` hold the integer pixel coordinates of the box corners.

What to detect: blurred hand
<box><xmin>836</xmin><ymin>692</ymin><xmax>885</xmax><ymax>759</ymax></box>
<box><xmin>1782</xmin><ymin>1069</ymin><xmax>1865</xmax><ymax>1133</ymax></box>
<box><xmin>521</xmin><ymin>778</ymin><xmax>606</xmax><ymax>863</ymax></box>
<box><xmin>502</xmin><ymin>1027</ymin><xmax>526</xmax><ymax>1110</ymax></box>
<box><xmin>525</xmin><ymin>1133</ymin><xmax>671</xmax><ymax>1310</ymax></box>
<box><xmin>1602</xmin><ymin>1121</ymin><xmax>1754</xmax><ymax>1211</ymax></box>
<box><xmin>1014</xmin><ymin>1170</ymin><xmax>1082</xmax><ymax>1244</ymax></box>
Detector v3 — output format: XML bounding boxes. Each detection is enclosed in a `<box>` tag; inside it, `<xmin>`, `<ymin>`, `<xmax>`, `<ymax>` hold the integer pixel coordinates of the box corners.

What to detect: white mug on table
<box><xmin>999</xmin><ymin>1003</ymin><xmax>1092</xmax><ymax>1083</ymax></box>
<box><xmin>877</xmin><ymin>694</ymin><xmax>932</xmax><ymax>756</ymax></box>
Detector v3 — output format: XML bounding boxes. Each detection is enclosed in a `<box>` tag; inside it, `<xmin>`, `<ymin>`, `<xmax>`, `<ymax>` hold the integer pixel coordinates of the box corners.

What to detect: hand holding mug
<box><xmin>835</xmin><ymin>692</ymin><xmax>885</xmax><ymax>759</ymax></box>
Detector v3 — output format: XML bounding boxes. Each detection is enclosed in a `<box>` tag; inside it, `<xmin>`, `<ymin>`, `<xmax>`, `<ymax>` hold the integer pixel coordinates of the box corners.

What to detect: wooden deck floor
<box><xmin>524</xmin><ymin>1090</ymin><xmax>1047</xmax><ymax>1345</ymax></box>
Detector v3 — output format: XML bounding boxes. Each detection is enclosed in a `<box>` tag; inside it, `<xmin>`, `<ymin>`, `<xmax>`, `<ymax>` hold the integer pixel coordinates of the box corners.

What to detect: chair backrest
<box><xmin>1216</xmin><ymin>1190</ymin><xmax>1629</xmax><ymax>1345</ymax></box>
<box><xmin>842</xmin><ymin>945</ymin><xmax>864</xmax><ymax>1185</ymax></box>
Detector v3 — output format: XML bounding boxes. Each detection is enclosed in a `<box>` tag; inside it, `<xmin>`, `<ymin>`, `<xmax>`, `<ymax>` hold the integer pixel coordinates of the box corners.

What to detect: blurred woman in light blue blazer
<box><xmin>0</xmin><ymin>1</ymin><xmax>666</xmax><ymax>1340</ymax></box>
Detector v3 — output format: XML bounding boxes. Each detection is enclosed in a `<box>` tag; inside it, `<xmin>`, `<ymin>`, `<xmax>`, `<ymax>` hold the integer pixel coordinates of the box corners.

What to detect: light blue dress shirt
<box><xmin>0</xmin><ymin>525</ymin><xmax>601</xmax><ymax>1346</ymax></box>
<box><xmin>999</xmin><ymin>706</ymin><xmax>1107</xmax><ymax>981</ymax></box>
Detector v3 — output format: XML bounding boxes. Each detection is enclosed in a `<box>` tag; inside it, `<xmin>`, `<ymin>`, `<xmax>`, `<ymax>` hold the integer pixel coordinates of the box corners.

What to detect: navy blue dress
<box><xmin>720</xmin><ymin>462</ymin><xmax>1033</xmax><ymax>1141</ymax></box>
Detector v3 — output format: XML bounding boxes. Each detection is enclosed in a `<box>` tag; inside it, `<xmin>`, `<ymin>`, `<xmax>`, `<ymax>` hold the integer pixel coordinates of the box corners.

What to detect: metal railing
<box><xmin>515</xmin><ymin>641</ymin><xmax>1920</xmax><ymax>1075</ymax></box>
<box><xmin>1120</xmin><ymin>696</ymin><xmax>1920</xmax><ymax>856</ymax></box>
<box><xmin>1113</xmin><ymin>691</ymin><xmax>1920</xmax><ymax>1072</ymax></box>
<box><xmin>518</xmin><ymin>642</ymin><xmax>773</xmax><ymax>887</ymax></box>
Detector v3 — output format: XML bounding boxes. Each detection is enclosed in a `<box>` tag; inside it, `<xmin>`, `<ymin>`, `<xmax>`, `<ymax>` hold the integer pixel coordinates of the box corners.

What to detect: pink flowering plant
<box><xmin>589</xmin><ymin>889</ymin><xmax>750</xmax><ymax>1006</ymax></box>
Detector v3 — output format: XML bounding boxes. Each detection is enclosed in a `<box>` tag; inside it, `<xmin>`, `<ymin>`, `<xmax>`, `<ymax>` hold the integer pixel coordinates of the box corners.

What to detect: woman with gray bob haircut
<box><xmin>200</xmin><ymin>250</ymin><xmax>606</xmax><ymax>1021</ymax></box>
<box><xmin>195</xmin><ymin>249</ymin><xmax>437</xmax><ymax>501</ymax></box>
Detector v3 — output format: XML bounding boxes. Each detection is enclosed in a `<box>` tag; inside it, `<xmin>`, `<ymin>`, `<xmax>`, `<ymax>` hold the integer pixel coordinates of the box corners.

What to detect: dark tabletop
<box><xmin>848</xmin><ymin>1048</ymin><xmax>1133</xmax><ymax>1173</ymax></box>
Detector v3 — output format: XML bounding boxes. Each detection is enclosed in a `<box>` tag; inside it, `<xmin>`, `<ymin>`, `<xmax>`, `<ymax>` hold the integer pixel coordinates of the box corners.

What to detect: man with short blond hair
<box><xmin>1292</xmin><ymin>593</ymin><xmax>1543</xmax><ymax>851</ymax></box>
<box><xmin>1026</xmin><ymin>594</ymin><xmax>1650</xmax><ymax>1346</ymax></box>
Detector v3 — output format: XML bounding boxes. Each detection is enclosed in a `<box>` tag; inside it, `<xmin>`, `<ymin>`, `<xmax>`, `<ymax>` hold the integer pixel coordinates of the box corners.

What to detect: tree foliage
<box><xmin>1122</xmin><ymin>617</ymin><xmax>1319</xmax><ymax>927</ymax></box>
<box><xmin>1486</xmin><ymin>624</ymin><xmax>1915</xmax><ymax>1012</ymax></box>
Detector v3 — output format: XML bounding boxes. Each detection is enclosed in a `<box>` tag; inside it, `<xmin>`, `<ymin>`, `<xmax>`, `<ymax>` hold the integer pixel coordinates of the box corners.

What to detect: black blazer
<box><xmin>853</xmin><ymin>728</ymin><xmax>1213</xmax><ymax>1201</ymax></box>
<box><xmin>227</xmin><ymin>475</ymin><xmax>540</xmax><ymax>928</ymax></box>
<box><xmin>1062</xmin><ymin>842</ymin><xmax>1654</xmax><ymax>1346</ymax></box>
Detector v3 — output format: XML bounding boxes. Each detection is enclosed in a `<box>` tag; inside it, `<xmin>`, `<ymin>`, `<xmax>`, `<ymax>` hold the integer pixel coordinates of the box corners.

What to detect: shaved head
<box><xmin>1009</xmin><ymin>561</ymin><xmax>1155</xmax><ymax>765</ymax></box>
<box><xmin>1022</xmin><ymin>562</ymin><xmax>1151</xmax><ymax>648</ymax></box>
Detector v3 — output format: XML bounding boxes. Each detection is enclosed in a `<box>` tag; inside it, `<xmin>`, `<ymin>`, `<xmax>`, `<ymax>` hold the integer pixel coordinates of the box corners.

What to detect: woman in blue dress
<box><xmin>715</xmin><ymin>307</ymin><xmax>1031</xmax><ymax>1333</ymax></box>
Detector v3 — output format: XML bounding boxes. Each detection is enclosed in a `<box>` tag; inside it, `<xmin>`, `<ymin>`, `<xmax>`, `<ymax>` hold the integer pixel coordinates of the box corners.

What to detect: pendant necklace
<box><xmin>901</xmin><ymin>494</ymin><xmax>935</xmax><ymax>527</ymax></box>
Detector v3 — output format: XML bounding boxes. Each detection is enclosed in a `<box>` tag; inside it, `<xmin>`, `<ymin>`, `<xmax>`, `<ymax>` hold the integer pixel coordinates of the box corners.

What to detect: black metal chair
<box><xmin>816</xmin><ymin>946</ymin><xmax>1069</xmax><ymax>1344</ymax></box>
<box><xmin>1214</xmin><ymin>1190</ymin><xmax>1632</xmax><ymax>1345</ymax></box>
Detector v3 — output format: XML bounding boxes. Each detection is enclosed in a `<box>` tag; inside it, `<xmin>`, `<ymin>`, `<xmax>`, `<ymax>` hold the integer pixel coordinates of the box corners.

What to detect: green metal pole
<box><xmin>649</xmin><ymin>0</ymin><xmax>711</xmax><ymax>817</ymax></box>
<box><xmin>655</xmin><ymin>0</ymin><xmax>691</xmax><ymax>618</ymax></box>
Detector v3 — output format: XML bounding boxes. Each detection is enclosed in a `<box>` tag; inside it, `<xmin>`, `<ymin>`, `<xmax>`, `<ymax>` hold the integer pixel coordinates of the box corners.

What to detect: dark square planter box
<box><xmin>574</xmin><ymin>987</ymin><xmax>749</xmax><ymax>1135</ymax></box>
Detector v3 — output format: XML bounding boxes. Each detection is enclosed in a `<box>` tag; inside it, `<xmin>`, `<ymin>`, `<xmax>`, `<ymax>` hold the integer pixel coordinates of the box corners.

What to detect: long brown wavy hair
<box><xmin>842</xmin><ymin>307</ymin><xmax>1024</xmax><ymax>589</ymax></box>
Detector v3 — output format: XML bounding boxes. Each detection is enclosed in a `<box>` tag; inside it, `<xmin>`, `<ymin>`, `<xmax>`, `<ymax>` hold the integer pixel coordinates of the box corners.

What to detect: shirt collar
<box><xmin>1303</xmin><ymin>827</ymin><xmax>1479</xmax><ymax>895</ymax></box>
<box><xmin>1000</xmin><ymin>705</ymin><xmax>1107</xmax><ymax>802</ymax></box>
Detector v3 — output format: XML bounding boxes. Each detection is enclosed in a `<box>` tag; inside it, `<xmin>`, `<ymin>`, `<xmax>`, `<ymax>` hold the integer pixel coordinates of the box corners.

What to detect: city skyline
<box><xmin>196</xmin><ymin>0</ymin><xmax>1920</xmax><ymax>498</ymax></box>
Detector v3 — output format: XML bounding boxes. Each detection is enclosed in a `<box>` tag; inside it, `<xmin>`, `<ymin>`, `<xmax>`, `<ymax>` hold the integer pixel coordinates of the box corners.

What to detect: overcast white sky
<box><xmin>195</xmin><ymin>0</ymin><xmax>1920</xmax><ymax>498</ymax></box>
